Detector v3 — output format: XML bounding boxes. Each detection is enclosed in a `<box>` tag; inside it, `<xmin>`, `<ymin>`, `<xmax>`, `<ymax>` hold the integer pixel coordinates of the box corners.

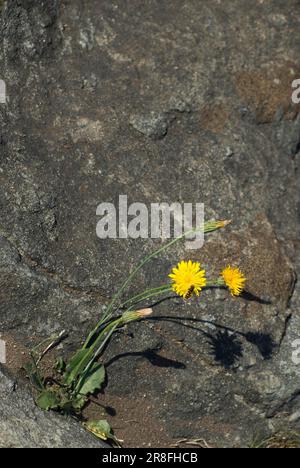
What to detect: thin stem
<box><xmin>103</xmin><ymin>231</ymin><xmax>191</xmax><ymax>318</ymax></box>
<box><xmin>125</xmin><ymin>287</ymin><xmax>173</xmax><ymax>312</ymax></box>
<box><xmin>83</xmin><ymin>220</ymin><xmax>230</xmax><ymax>349</ymax></box>
<box><xmin>205</xmin><ymin>278</ymin><xmax>225</xmax><ymax>287</ymax></box>
<box><xmin>120</xmin><ymin>284</ymin><xmax>171</xmax><ymax>309</ymax></box>
<box><xmin>76</xmin><ymin>311</ymin><xmax>152</xmax><ymax>395</ymax></box>
<box><xmin>74</xmin><ymin>320</ymin><xmax>121</xmax><ymax>395</ymax></box>
<box><xmin>77</xmin><ymin>279</ymin><xmax>228</xmax><ymax>393</ymax></box>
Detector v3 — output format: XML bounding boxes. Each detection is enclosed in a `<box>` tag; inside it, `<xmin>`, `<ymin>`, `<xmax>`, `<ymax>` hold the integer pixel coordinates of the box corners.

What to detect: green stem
<box><xmin>31</xmin><ymin>335</ymin><xmax>57</xmax><ymax>353</ymax></box>
<box><xmin>74</xmin><ymin>317</ymin><xmax>122</xmax><ymax>394</ymax></box>
<box><xmin>120</xmin><ymin>284</ymin><xmax>171</xmax><ymax>309</ymax></box>
<box><xmin>76</xmin><ymin>278</ymin><xmax>227</xmax><ymax>394</ymax></box>
<box><xmin>84</xmin><ymin>220</ymin><xmax>229</xmax><ymax>348</ymax></box>
<box><xmin>75</xmin><ymin>311</ymin><xmax>152</xmax><ymax>395</ymax></box>
<box><xmin>205</xmin><ymin>278</ymin><xmax>225</xmax><ymax>287</ymax></box>
<box><xmin>125</xmin><ymin>287</ymin><xmax>173</xmax><ymax>312</ymax></box>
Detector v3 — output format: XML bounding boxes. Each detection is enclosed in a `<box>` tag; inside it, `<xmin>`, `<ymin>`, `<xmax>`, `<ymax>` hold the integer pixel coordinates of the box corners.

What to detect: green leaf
<box><xmin>55</xmin><ymin>357</ymin><xmax>66</xmax><ymax>374</ymax></box>
<box><xmin>23</xmin><ymin>361</ymin><xmax>44</xmax><ymax>391</ymax></box>
<box><xmin>78</xmin><ymin>363</ymin><xmax>106</xmax><ymax>396</ymax></box>
<box><xmin>36</xmin><ymin>390</ymin><xmax>60</xmax><ymax>411</ymax></box>
<box><xmin>72</xmin><ymin>395</ymin><xmax>88</xmax><ymax>411</ymax></box>
<box><xmin>64</xmin><ymin>349</ymin><xmax>91</xmax><ymax>385</ymax></box>
<box><xmin>85</xmin><ymin>420</ymin><xmax>116</xmax><ymax>443</ymax></box>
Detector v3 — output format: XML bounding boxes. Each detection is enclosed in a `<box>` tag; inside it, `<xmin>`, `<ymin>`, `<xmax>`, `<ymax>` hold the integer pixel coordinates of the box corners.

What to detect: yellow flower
<box><xmin>169</xmin><ymin>260</ymin><xmax>206</xmax><ymax>299</ymax></box>
<box><xmin>221</xmin><ymin>266</ymin><xmax>246</xmax><ymax>296</ymax></box>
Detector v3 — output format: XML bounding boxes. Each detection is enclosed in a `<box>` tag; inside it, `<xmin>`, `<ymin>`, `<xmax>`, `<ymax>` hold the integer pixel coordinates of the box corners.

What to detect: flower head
<box><xmin>204</xmin><ymin>219</ymin><xmax>232</xmax><ymax>233</ymax></box>
<box><xmin>221</xmin><ymin>266</ymin><xmax>246</xmax><ymax>296</ymax></box>
<box><xmin>121</xmin><ymin>308</ymin><xmax>153</xmax><ymax>324</ymax></box>
<box><xmin>169</xmin><ymin>260</ymin><xmax>206</xmax><ymax>299</ymax></box>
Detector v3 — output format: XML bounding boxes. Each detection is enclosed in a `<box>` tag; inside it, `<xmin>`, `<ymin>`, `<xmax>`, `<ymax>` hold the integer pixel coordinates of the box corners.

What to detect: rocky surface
<box><xmin>0</xmin><ymin>365</ymin><xmax>106</xmax><ymax>448</ymax></box>
<box><xmin>0</xmin><ymin>0</ymin><xmax>300</xmax><ymax>448</ymax></box>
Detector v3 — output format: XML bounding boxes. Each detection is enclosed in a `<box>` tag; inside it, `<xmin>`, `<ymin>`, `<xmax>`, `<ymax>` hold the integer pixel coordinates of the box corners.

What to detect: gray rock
<box><xmin>0</xmin><ymin>366</ymin><xmax>106</xmax><ymax>448</ymax></box>
<box><xmin>0</xmin><ymin>0</ymin><xmax>300</xmax><ymax>448</ymax></box>
<box><xmin>130</xmin><ymin>112</ymin><xmax>169</xmax><ymax>139</ymax></box>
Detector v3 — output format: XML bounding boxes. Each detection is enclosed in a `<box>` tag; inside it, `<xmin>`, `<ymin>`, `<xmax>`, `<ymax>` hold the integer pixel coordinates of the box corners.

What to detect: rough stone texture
<box><xmin>0</xmin><ymin>0</ymin><xmax>300</xmax><ymax>448</ymax></box>
<box><xmin>0</xmin><ymin>365</ymin><xmax>106</xmax><ymax>448</ymax></box>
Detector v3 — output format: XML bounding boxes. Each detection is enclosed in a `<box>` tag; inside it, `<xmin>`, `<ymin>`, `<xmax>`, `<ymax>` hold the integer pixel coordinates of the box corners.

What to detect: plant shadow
<box><xmin>241</xmin><ymin>290</ymin><xmax>272</xmax><ymax>305</ymax></box>
<box><xmin>149</xmin><ymin>314</ymin><xmax>277</xmax><ymax>369</ymax></box>
<box><xmin>106</xmin><ymin>347</ymin><xmax>186</xmax><ymax>370</ymax></box>
<box><xmin>206</xmin><ymin>329</ymin><xmax>243</xmax><ymax>369</ymax></box>
<box><xmin>243</xmin><ymin>331</ymin><xmax>276</xmax><ymax>360</ymax></box>
<box><xmin>115</xmin><ymin>290</ymin><xmax>275</xmax><ymax>371</ymax></box>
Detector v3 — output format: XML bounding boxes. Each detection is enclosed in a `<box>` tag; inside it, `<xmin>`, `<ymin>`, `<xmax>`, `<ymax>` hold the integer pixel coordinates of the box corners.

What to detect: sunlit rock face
<box><xmin>0</xmin><ymin>0</ymin><xmax>300</xmax><ymax>447</ymax></box>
